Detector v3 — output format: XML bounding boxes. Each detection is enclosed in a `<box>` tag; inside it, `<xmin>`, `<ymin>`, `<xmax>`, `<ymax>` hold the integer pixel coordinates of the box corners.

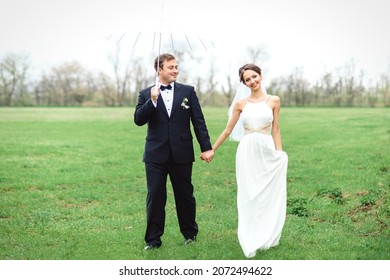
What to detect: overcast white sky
<box><xmin>1</xmin><ymin>0</ymin><xmax>389</xmax><ymax>85</ymax></box>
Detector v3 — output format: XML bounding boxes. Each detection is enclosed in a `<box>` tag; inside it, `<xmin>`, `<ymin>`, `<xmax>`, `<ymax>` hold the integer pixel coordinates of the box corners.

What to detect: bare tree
<box><xmin>97</xmin><ymin>72</ymin><xmax>115</xmax><ymax>106</ymax></box>
<box><xmin>342</xmin><ymin>60</ymin><xmax>356</xmax><ymax>106</ymax></box>
<box><xmin>245</xmin><ymin>45</ymin><xmax>269</xmax><ymax>64</ymax></box>
<box><xmin>316</xmin><ymin>72</ymin><xmax>341</xmax><ymax>105</ymax></box>
<box><xmin>267</xmin><ymin>77</ymin><xmax>287</xmax><ymax>102</ymax></box>
<box><xmin>286</xmin><ymin>68</ymin><xmax>310</xmax><ymax>106</ymax></box>
<box><xmin>334</xmin><ymin>59</ymin><xmax>365</xmax><ymax>106</ymax></box>
<box><xmin>108</xmin><ymin>46</ymin><xmax>133</xmax><ymax>106</ymax></box>
<box><xmin>0</xmin><ymin>53</ymin><xmax>30</xmax><ymax>106</ymax></box>
<box><xmin>221</xmin><ymin>73</ymin><xmax>235</xmax><ymax>107</ymax></box>
<box><xmin>378</xmin><ymin>63</ymin><xmax>390</xmax><ymax>107</ymax></box>
<box><xmin>132</xmin><ymin>60</ymin><xmax>152</xmax><ymax>106</ymax></box>
<box><xmin>38</xmin><ymin>61</ymin><xmax>96</xmax><ymax>106</ymax></box>
<box><xmin>200</xmin><ymin>56</ymin><xmax>218</xmax><ymax>106</ymax></box>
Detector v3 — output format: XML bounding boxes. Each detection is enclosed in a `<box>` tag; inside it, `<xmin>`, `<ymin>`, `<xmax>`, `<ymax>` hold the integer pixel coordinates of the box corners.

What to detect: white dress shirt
<box><xmin>153</xmin><ymin>83</ymin><xmax>174</xmax><ymax>117</ymax></box>
<box><xmin>160</xmin><ymin>84</ymin><xmax>174</xmax><ymax>117</ymax></box>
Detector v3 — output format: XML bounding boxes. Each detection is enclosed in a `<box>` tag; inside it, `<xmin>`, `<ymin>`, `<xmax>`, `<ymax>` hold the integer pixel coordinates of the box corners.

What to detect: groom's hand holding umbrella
<box><xmin>150</xmin><ymin>86</ymin><xmax>160</xmax><ymax>103</ymax></box>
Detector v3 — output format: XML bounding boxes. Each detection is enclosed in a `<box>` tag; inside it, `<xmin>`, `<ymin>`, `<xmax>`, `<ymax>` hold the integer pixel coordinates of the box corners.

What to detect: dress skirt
<box><xmin>236</xmin><ymin>132</ymin><xmax>288</xmax><ymax>258</ymax></box>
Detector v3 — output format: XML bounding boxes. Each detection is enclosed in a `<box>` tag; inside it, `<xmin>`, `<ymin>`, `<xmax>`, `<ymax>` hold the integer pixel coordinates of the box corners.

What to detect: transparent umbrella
<box><xmin>105</xmin><ymin>15</ymin><xmax>214</xmax><ymax>87</ymax></box>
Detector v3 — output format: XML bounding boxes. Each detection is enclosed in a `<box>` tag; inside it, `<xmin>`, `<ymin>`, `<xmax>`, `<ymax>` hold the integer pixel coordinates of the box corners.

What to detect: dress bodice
<box><xmin>241</xmin><ymin>100</ymin><xmax>273</xmax><ymax>134</ymax></box>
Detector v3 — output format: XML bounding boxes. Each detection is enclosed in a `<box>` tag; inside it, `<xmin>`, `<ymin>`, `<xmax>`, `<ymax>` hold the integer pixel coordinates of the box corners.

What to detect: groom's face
<box><xmin>159</xmin><ymin>59</ymin><xmax>179</xmax><ymax>84</ymax></box>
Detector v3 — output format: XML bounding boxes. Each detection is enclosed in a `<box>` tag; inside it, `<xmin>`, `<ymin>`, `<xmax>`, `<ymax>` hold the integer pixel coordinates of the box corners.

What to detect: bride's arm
<box><xmin>270</xmin><ymin>96</ymin><xmax>283</xmax><ymax>151</ymax></box>
<box><xmin>212</xmin><ymin>101</ymin><xmax>243</xmax><ymax>152</ymax></box>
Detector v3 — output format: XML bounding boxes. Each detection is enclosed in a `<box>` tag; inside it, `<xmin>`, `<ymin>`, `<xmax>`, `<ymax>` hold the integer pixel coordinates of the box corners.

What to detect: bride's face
<box><xmin>243</xmin><ymin>70</ymin><xmax>262</xmax><ymax>90</ymax></box>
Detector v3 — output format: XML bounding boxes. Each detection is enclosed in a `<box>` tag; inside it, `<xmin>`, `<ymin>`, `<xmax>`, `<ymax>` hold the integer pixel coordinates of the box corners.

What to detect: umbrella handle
<box><xmin>155</xmin><ymin>76</ymin><xmax>159</xmax><ymax>91</ymax></box>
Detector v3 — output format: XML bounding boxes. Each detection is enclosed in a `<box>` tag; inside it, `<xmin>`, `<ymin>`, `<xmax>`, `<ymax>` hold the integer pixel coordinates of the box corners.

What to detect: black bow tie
<box><xmin>160</xmin><ymin>84</ymin><xmax>172</xmax><ymax>91</ymax></box>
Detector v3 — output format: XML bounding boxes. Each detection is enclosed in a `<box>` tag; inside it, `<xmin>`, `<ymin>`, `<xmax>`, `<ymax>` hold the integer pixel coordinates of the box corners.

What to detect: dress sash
<box><xmin>244</xmin><ymin>123</ymin><xmax>272</xmax><ymax>135</ymax></box>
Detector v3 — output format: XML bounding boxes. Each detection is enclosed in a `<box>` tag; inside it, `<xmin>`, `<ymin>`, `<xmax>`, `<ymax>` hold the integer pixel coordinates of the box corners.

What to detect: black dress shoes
<box><xmin>184</xmin><ymin>236</ymin><xmax>196</xmax><ymax>245</ymax></box>
<box><xmin>144</xmin><ymin>238</ymin><xmax>196</xmax><ymax>249</ymax></box>
<box><xmin>144</xmin><ymin>244</ymin><xmax>161</xmax><ymax>250</ymax></box>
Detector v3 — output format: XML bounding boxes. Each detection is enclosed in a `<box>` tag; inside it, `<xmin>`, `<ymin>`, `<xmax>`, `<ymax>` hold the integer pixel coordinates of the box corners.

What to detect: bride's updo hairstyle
<box><xmin>239</xmin><ymin>64</ymin><xmax>262</xmax><ymax>83</ymax></box>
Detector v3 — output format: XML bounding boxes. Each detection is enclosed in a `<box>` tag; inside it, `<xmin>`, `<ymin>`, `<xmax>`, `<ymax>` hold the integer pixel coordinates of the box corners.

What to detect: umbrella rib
<box><xmin>198</xmin><ymin>37</ymin><xmax>207</xmax><ymax>50</ymax></box>
<box><xmin>117</xmin><ymin>33</ymin><xmax>126</xmax><ymax>46</ymax></box>
<box><xmin>170</xmin><ymin>33</ymin><xmax>175</xmax><ymax>50</ymax></box>
<box><xmin>132</xmin><ymin>32</ymin><xmax>142</xmax><ymax>49</ymax></box>
<box><xmin>158</xmin><ymin>33</ymin><xmax>162</xmax><ymax>53</ymax></box>
<box><xmin>185</xmin><ymin>35</ymin><xmax>193</xmax><ymax>51</ymax></box>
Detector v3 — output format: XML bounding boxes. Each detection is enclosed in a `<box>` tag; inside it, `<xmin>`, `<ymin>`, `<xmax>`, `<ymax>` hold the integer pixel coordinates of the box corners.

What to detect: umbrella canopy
<box><xmin>105</xmin><ymin>14</ymin><xmax>214</xmax><ymax>87</ymax></box>
<box><xmin>113</xmin><ymin>18</ymin><xmax>214</xmax><ymax>53</ymax></box>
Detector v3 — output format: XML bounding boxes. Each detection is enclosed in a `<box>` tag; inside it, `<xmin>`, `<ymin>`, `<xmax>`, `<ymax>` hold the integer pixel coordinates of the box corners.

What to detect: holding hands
<box><xmin>200</xmin><ymin>149</ymin><xmax>214</xmax><ymax>163</ymax></box>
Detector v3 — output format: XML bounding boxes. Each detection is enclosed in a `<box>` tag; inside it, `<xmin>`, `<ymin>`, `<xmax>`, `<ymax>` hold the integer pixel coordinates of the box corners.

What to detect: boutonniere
<box><xmin>181</xmin><ymin>98</ymin><xmax>190</xmax><ymax>109</ymax></box>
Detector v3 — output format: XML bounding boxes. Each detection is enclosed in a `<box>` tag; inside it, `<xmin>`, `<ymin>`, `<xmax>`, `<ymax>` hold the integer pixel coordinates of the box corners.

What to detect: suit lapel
<box><xmin>170</xmin><ymin>83</ymin><xmax>182</xmax><ymax>118</ymax></box>
<box><xmin>157</xmin><ymin>95</ymin><xmax>170</xmax><ymax>118</ymax></box>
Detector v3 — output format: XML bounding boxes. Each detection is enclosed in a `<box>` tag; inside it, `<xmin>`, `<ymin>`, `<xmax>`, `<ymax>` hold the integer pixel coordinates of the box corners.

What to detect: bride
<box><xmin>211</xmin><ymin>63</ymin><xmax>288</xmax><ymax>258</ymax></box>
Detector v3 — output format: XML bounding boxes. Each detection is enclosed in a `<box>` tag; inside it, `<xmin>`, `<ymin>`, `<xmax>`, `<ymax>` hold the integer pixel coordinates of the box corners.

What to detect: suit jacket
<box><xmin>134</xmin><ymin>82</ymin><xmax>212</xmax><ymax>164</ymax></box>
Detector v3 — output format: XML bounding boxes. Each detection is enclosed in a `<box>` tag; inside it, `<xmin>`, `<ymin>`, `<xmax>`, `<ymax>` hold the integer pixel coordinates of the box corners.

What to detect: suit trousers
<box><xmin>144</xmin><ymin>157</ymin><xmax>198</xmax><ymax>246</ymax></box>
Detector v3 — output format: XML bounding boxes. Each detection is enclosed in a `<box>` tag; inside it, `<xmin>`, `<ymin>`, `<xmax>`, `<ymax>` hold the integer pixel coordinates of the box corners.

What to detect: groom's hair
<box><xmin>238</xmin><ymin>64</ymin><xmax>262</xmax><ymax>83</ymax></box>
<box><xmin>154</xmin><ymin>53</ymin><xmax>176</xmax><ymax>71</ymax></box>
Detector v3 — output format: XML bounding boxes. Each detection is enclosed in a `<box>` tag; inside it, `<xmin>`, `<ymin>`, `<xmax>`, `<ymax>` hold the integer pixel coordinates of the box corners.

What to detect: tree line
<box><xmin>1</xmin><ymin>48</ymin><xmax>389</xmax><ymax>107</ymax></box>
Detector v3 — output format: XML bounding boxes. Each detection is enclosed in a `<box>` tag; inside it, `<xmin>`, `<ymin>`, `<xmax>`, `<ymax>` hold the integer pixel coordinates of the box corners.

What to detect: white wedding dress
<box><xmin>235</xmin><ymin>97</ymin><xmax>288</xmax><ymax>258</ymax></box>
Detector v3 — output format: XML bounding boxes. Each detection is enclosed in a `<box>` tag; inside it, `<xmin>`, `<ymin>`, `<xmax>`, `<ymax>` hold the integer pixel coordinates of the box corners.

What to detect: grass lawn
<box><xmin>0</xmin><ymin>107</ymin><xmax>389</xmax><ymax>260</ymax></box>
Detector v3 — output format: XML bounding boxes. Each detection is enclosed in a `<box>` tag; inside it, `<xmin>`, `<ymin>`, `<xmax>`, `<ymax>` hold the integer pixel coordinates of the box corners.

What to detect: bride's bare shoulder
<box><xmin>235</xmin><ymin>98</ymin><xmax>247</xmax><ymax>111</ymax></box>
<box><xmin>270</xmin><ymin>95</ymin><xmax>280</xmax><ymax>102</ymax></box>
<box><xmin>267</xmin><ymin>95</ymin><xmax>281</xmax><ymax>109</ymax></box>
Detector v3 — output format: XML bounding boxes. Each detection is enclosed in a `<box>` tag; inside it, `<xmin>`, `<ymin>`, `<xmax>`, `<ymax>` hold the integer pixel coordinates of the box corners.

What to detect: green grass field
<box><xmin>0</xmin><ymin>107</ymin><xmax>389</xmax><ymax>260</ymax></box>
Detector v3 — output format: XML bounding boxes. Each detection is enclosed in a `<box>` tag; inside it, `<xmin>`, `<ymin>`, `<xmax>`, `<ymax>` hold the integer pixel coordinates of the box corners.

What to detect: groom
<box><xmin>134</xmin><ymin>53</ymin><xmax>214</xmax><ymax>250</ymax></box>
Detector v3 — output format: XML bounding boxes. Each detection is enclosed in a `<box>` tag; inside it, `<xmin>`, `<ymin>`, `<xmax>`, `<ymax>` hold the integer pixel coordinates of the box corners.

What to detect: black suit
<box><xmin>134</xmin><ymin>82</ymin><xmax>212</xmax><ymax>247</ymax></box>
